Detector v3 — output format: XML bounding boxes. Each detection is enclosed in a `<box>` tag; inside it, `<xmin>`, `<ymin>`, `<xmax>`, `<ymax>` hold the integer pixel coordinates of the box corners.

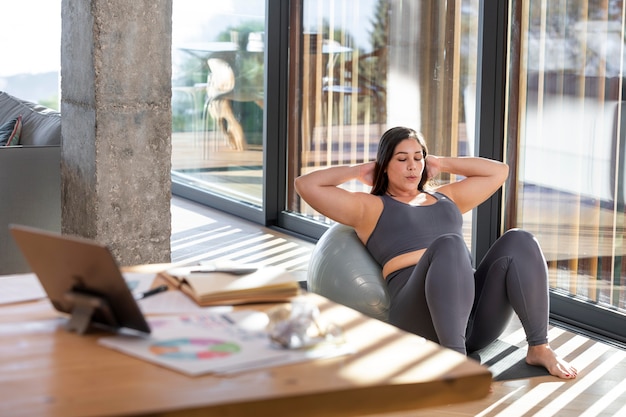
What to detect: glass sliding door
<box><xmin>285</xmin><ymin>0</ymin><xmax>481</xmax><ymax>245</ymax></box>
<box><xmin>507</xmin><ymin>0</ymin><xmax>626</xmax><ymax>339</ymax></box>
<box><xmin>171</xmin><ymin>1</ymin><xmax>266</xmax><ymax>208</ymax></box>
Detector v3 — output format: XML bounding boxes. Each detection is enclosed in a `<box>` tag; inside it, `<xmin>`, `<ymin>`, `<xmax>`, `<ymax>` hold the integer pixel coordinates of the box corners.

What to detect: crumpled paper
<box><xmin>266</xmin><ymin>299</ymin><xmax>343</xmax><ymax>349</ymax></box>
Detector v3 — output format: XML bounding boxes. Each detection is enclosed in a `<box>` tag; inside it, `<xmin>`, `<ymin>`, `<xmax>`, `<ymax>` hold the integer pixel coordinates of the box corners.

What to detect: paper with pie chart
<box><xmin>99</xmin><ymin>312</ymin><xmax>354</xmax><ymax>376</ymax></box>
<box><xmin>98</xmin><ymin>313</ymin><xmax>287</xmax><ymax>376</ymax></box>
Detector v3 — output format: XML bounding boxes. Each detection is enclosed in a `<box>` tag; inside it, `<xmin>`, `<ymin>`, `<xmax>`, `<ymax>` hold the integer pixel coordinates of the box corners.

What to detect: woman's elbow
<box><xmin>500</xmin><ymin>162</ymin><xmax>510</xmax><ymax>183</ymax></box>
<box><xmin>294</xmin><ymin>175</ymin><xmax>312</xmax><ymax>199</ymax></box>
<box><xmin>294</xmin><ymin>175</ymin><xmax>305</xmax><ymax>195</ymax></box>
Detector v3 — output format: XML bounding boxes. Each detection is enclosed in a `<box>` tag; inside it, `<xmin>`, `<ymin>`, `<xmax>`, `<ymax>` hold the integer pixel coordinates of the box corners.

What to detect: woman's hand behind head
<box><xmin>358</xmin><ymin>162</ymin><xmax>376</xmax><ymax>187</ymax></box>
<box><xmin>425</xmin><ymin>155</ymin><xmax>441</xmax><ymax>180</ymax></box>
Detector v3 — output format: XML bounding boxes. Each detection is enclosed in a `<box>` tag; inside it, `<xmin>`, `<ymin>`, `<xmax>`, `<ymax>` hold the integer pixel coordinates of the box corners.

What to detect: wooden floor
<box><xmin>170</xmin><ymin>195</ymin><xmax>626</xmax><ymax>417</ymax></box>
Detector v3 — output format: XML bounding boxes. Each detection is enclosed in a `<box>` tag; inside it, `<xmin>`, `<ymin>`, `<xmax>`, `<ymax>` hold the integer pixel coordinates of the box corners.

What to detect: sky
<box><xmin>0</xmin><ymin>0</ymin><xmax>267</xmax><ymax>77</ymax></box>
<box><xmin>0</xmin><ymin>1</ymin><xmax>62</xmax><ymax>77</ymax></box>
<box><xmin>0</xmin><ymin>0</ymin><xmax>374</xmax><ymax>78</ymax></box>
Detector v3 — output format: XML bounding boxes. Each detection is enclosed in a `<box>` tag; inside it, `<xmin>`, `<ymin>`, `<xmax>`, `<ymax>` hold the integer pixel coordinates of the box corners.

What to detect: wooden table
<box><xmin>0</xmin><ymin>276</ymin><xmax>491</xmax><ymax>417</ymax></box>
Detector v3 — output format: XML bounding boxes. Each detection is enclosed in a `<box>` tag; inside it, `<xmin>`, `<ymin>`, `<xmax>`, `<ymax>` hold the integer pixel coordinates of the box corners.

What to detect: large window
<box><xmin>285</xmin><ymin>0</ymin><xmax>481</xmax><ymax>245</ymax></box>
<box><xmin>169</xmin><ymin>0</ymin><xmax>626</xmax><ymax>340</ymax></box>
<box><xmin>171</xmin><ymin>1</ymin><xmax>266</xmax><ymax>208</ymax></box>
<box><xmin>507</xmin><ymin>0</ymin><xmax>626</xmax><ymax>337</ymax></box>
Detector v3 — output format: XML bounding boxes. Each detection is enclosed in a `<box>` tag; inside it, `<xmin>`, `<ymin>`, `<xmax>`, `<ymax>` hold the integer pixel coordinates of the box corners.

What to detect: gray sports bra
<box><xmin>365</xmin><ymin>192</ymin><xmax>464</xmax><ymax>266</ymax></box>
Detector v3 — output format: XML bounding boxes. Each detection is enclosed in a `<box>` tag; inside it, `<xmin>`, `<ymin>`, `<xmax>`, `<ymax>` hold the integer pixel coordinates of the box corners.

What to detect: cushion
<box><xmin>0</xmin><ymin>115</ymin><xmax>22</xmax><ymax>146</ymax></box>
<box><xmin>0</xmin><ymin>92</ymin><xmax>61</xmax><ymax>146</ymax></box>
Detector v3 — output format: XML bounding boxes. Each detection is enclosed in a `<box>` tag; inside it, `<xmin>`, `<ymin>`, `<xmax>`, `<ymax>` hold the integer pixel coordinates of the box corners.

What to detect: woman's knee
<box><xmin>498</xmin><ymin>228</ymin><xmax>544</xmax><ymax>259</ymax></box>
<box><xmin>501</xmin><ymin>228</ymin><xmax>537</xmax><ymax>247</ymax></box>
<box><xmin>429</xmin><ymin>233</ymin><xmax>467</xmax><ymax>254</ymax></box>
<box><xmin>427</xmin><ymin>234</ymin><xmax>473</xmax><ymax>270</ymax></box>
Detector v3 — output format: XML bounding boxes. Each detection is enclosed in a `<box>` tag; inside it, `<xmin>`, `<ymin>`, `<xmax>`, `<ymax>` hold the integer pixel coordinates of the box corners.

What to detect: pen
<box><xmin>134</xmin><ymin>284</ymin><xmax>168</xmax><ymax>300</ymax></box>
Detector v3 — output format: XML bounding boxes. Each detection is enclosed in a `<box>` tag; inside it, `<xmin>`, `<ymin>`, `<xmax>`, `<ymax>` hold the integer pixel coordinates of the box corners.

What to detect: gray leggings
<box><xmin>386</xmin><ymin>229</ymin><xmax>549</xmax><ymax>355</ymax></box>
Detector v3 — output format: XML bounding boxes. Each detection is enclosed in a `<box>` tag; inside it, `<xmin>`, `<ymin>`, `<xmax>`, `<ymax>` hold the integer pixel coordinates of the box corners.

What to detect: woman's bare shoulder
<box><xmin>353</xmin><ymin>193</ymin><xmax>384</xmax><ymax>241</ymax></box>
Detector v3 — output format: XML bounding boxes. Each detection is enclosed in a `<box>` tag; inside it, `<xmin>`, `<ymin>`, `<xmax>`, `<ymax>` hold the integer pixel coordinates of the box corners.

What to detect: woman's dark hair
<box><xmin>370</xmin><ymin>126</ymin><xmax>429</xmax><ymax>195</ymax></box>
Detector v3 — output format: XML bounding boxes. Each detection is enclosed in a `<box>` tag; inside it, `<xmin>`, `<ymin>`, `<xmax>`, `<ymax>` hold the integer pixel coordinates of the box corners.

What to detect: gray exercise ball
<box><xmin>307</xmin><ymin>223</ymin><xmax>390</xmax><ymax>322</ymax></box>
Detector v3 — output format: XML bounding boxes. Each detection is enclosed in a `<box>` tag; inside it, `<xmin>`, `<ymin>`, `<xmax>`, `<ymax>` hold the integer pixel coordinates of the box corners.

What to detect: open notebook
<box><xmin>159</xmin><ymin>263</ymin><xmax>301</xmax><ymax>306</ymax></box>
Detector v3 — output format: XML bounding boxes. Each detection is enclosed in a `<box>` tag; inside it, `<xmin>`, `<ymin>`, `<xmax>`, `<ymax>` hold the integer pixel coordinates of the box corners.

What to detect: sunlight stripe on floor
<box><xmin>238</xmin><ymin>247</ymin><xmax>312</xmax><ymax>269</ymax></box>
<box><xmin>611</xmin><ymin>400</ymin><xmax>626</xmax><ymax>416</ymax></box>
<box><xmin>252</xmin><ymin>246</ymin><xmax>311</xmax><ymax>265</ymax></box>
<box><xmin>172</xmin><ymin>232</ymin><xmax>274</xmax><ymax>258</ymax></box>
<box><xmin>210</xmin><ymin>237</ymin><xmax>291</xmax><ymax>261</ymax></box>
<box><xmin>499</xmin><ymin>325</ymin><xmax>527</xmax><ymax>346</ymax></box>
<box><xmin>498</xmin><ymin>378</ymin><xmax>566</xmax><ymax>417</ymax></box>
<box><xmin>533</xmin><ymin>350</ymin><xmax>626</xmax><ymax>417</ymax></box>
<box><xmin>171</xmin><ymin>234</ymin><xmax>278</xmax><ymax>264</ymax></box>
<box><xmin>494</xmin><ymin>381</ymin><xmax>565</xmax><ymax>416</ymax></box>
<box><xmin>233</xmin><ymin>242</ymin><xmax>302</xmax><ymax>263</ymax></box>
<box><xmin>276</xmin><ymin>255</ymin><xmax>311</xmax><ymax>271</ymax></box>
<box><xmin>579</xmin><ymin>375</ymin><xmax>626</xmax><ymax>417</ymax></box>
<box><xmin>171</xmin><ymin>227</ymin><xmax>242</xmax><ymax>251</ymax></box>
<box><xmin>171</xmin><ymin>225</ymin><xmax>231</xmax><ymax>245</ymax></box>
<box><xmin>491</xmin><ymin>335</ymin><xmax>614</xmax><ymax>416</ymax></box>
<box><xmin>485</xmin><ymin>343</ymin><xmax>617</xmax><ymax>417</ymax></box>
<box><xmin>487</xmin><ymin>348</ymin><xmax>529</xmax><ymax>378</ymax></box>
<box><xmin>564</xmin><ymin>338</ymin><xmax>612</xmax><ymax>371</ymax></box>
<box><xmin>475</xmin><ymin>386</ymin><xmax>526</xmax><ymax>417</ymax></box>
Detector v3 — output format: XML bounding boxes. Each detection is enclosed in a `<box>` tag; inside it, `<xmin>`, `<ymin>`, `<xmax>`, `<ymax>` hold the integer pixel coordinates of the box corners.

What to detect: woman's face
<box><xmin>385</xmin><ymin>138</ymin><xmax>425</xmax><ymax>194</ymax></box>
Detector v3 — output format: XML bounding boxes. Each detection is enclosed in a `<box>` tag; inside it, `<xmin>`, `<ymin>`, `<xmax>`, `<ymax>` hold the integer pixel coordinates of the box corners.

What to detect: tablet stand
<box><xmin>64</xmin><ymin>291</ymin><xmax>118</xmax><ymax>334</ymax></box>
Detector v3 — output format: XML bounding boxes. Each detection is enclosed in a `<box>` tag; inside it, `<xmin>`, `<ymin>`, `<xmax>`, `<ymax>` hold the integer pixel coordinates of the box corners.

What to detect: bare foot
<box><xmin>526</xmin><ymin>344</ymin><xmax>577</xmax><ymax>379</ymax></box>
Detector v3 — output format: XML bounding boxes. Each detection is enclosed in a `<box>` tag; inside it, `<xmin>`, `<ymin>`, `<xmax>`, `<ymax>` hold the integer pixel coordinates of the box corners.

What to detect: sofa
<box><xmin>0</xmin><ymin>91</ymin><xmax>61</xmax><ymax>274</ymax></box>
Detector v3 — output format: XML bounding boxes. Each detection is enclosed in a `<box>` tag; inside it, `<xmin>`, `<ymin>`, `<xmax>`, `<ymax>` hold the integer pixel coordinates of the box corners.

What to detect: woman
<box><xmin>295</xmin><ymin>126</ymin><xmax>577</xmax><ymax>379</ymax></box>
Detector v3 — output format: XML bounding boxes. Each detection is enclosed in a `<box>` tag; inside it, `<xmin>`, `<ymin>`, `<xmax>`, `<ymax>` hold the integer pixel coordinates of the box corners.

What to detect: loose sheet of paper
<box><xmin>99</xmin><ymin>311</ymin><xmax>353</xmax><ymax>376</ymax></box>
<box><xmin>0</xmin><ymin>270</ymin><xmax>232</xmax><ymax>315</ymax></box>
<box><xmin>0</xmin><ymin>273</ymin><xmax>46</xmax><ymax>305</ymax></box>
<box><xmin>137</xmin><ymin>290</ymin><xmax>233</xmax><ymax>315</ymax></box>
<box><xmin>99</xmin><ymin>313</ymin><xmax>285</xmax><ymax>375</ymax></box>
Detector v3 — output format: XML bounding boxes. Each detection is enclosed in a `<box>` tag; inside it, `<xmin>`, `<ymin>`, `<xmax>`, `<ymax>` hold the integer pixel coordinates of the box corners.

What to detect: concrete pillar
<box><xmin>60</xmin><ymin>0</ymin><xmax>172</xmax><ymax>266</ymax></box>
